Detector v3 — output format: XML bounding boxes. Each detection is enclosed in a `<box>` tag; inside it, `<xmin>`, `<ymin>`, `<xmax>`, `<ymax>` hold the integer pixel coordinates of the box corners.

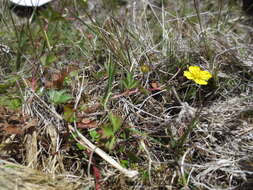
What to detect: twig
<box><xmin>68</xmin><ymin>125</ymin><xmax>139</xmax><ymax>178</ymax></box>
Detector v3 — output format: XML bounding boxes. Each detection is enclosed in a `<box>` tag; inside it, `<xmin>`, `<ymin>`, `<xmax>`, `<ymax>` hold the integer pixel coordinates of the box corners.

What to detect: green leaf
<box><xmin>40</xmin><ymin>7</ymin><xmax>65</xmax><ymax>22</ymax></box>
<box><xmin>102</xmin><ymin>124</ymin><xmax>114</xmax><ymax>138</ymax></box>
<box><xmin>8</xmin><ymin>98</ymin><xmax>22</xmax><ymax>109</ymax></box>
<box><xmin>89</xmin><ymin>130</ymin><xmax>100</xmax><ymax>141</ymax></box>
<box><xmin>103</xmin><ymin>56</ymin><xmax>116</xmax><ymax>109</ymax></box>
<box><xmin>69</xmin><ymin>132</ymin><xmax>78</xmax><ymax>140</ymax></box>
<box><xmin>0</xmin><ymin>96</ymin><xmax>21</xmax><ymax>110</ymax></box>
<box><xmin>76</xmin><ymin>143</ymin><xmax>86</xmax><ymax>151</ymax></box>
<box><xmin>41</xmin><ymin>53</ymin><xmax>58</xmax><ymax>66</ymax></box>
<box><xmin>109</xmin><ymin>113</ymin><xmax>122</xmax><ymax>133</ymax></box>
<box><xmin>48</xmin><ymin>89</ymin><xmax>72</xmax><ymax>104</ymax></box>
<box><xmin>69</xmin><ymin>70</ymin><xmax>79</xmax><ymax>77</ymax></box>
<box><xmin>120</xmin><ymin>160</ymin><xmax>129</xmax><ymax>168</ymax></box>
<box><xmin>0</xmin><ymin>83</ymin><xmax>11</xmax><ymax>93</ymax></box>
<box><xmin>105</xmin><ymin>136</ymin><xmax>116</xmax><ymax>150</ymax></box>
<box><xmin>47</xmin><ymin>53</ymin><xmax>58</xmax><ymax>64</ymax></box>
<box><xmin>0</xmin><ymin>96</ymin><xmax>8</xmax><ymax>106</ymax></box>
<box><xmin>122</xmin><ymin>72</ymin><xmax>139</xmax><ymax>90</ymax></box>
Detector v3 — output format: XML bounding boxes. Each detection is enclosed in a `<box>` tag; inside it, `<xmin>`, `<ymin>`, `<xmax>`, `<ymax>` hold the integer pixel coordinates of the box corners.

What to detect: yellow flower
<box><xmin>184</xmin><ymin>66</ymin><xmax>212</xmax><ymax>85</ymax></box>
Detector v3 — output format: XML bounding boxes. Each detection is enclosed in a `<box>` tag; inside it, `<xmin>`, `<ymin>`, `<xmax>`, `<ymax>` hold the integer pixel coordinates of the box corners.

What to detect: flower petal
<box><xmin>200</xmin><ymin>71</ymin><xmax>212</xmax><ymax>80</ymax></box>
<box><xmin>194</xmin><ymin>79</ymin><xmax>208</xmax><ymax>85</ymax></box>
<box><xmin>189</xmin><ymin>66</ymin><xmax>200</xmax><ymax>74</ymax></box>
<box><xmin>184</xmin><ymin>71</ymin><xmax>194</xmax><ymax>80</ymax></box>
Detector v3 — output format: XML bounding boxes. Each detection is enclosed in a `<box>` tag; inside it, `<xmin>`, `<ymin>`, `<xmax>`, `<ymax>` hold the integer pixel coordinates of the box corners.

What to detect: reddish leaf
<box><xmin>26</xmin><ymin>77</ymin><xmax>39</xmax><ymax>91</ymax></box>
<box><xmin>87</xmin><ymin>33</ymin><xmax>94</xmax><ymax>40</ymax></box>
<box><xmin>77</xmin><ymin>119</ymin><xmax>97</xmax><ymax>129</ymax></box>
<box><xmin>44</xmin><ymin>69</ymin><xmax>68</xmax><ymax>89</ymax></box>
<box><xmin>93</xmin><ymin>164</ymin><xmax>102</xmax><ymax>190</ymax></box>
<box><xmin>83</xmin><ymin>104</ymin><xmax>101</xmax><ymax>114</ymax></box>
<box><xmin>86</xmin><ymin>150</ymin><xmax>102</xmax><ymax>190</ymax></box>
<box><xmin>63</xmin><ymin>105</ymin><xmax>76</xmax><ymax>122</ymax></box>
<box><xmin>53</xmin><ymin>70</ymin><xmax>68</xmax><ymax>89</ymax></box>
<box><xmin>112</xmin><ymin>88</ymin><xmax>139</xmax><ymax>99</ymax></box>
<box><xmin>2</xmin><ymin>124</ymin><xmax>23</xmax><ymax>135</ymax></box>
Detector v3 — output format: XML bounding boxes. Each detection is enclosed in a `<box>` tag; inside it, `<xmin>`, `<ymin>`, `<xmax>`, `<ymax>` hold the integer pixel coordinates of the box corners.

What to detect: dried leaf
<box><xmin>63</xmin><ymin>105</ymin><xmax>76</xmax><ymax>122</ymax></box>
<box><xmin>83</xmin><ymin>104</ymin><xmax>101</xmax><ymax>114</ymax></box>
<box><xmin>77</xmin><ymin>119</ymin><xmax>97</xmax><ymax>129</ymax></box>
<box><xmin>2</xmin><ymin>124</ymin><xmax>22</xmax><ymax>135</ymax></box>
<box><xmin>150</xmin><ymin>82</ymin><xmax>159</xmax><ymax>89</ymax></box>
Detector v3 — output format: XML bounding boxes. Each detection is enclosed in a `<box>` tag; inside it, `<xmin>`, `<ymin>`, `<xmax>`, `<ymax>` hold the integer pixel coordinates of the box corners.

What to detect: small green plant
<box><xmin>87</xmin><ymin>113</ymin><xmax>124</xmax><ymax>150</ymax></box>
<box><xmin>40</xmin><ymin>53</ymin><xmax>58</xmax><ymax>66</ymax></box>
<box><xmin>101</xmin><ymin>113</ymin><xmax>123</xmax><ymax>150</ymax></box>
<box><xmin>120</xmin><ymin>159</ymin><xmax>129</xmax><ymax>168</ymax></box>
<box><xmin>89</xmin><ymin>129</ymin><xmax>100</xmax><ymax>141</ymax></box>
<box><xmin>102</xmin><ymin>57</ymin><xmax>116</xmax><ymax>109</ymax></box>
<box><xmin>0</xmin><ymin>96</ymin><xmax>22</xmax><ymax>109</ymax></box>
<box><xmin>0</xmin><ymin>75</ymin><xmax>20</xmax><ymax>94</ymax></box>
<box><xmin>48</xmin><ymin>89</ymin><xmax>72</xmax><ymax>104</ymax></box>
<box><xmin>121</xmin><ymin>72</ymin><xmax>139</xmax><ymax>90</ymax></box>
<box><xmin>103</xmin><ymin>113</ymin><xmax>122</xmax><ymax>149</ymax></box>
<box><xmin>76</xmin><ymin>142</ymin><xmax>86</xmax><ymax>151</ymax></box>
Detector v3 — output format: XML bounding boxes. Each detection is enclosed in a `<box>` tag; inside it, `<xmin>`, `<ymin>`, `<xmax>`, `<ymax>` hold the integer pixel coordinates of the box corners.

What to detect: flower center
<box><xmin>192</xmin><ymin>72</ymin><xmax>202</xmax><ymax>79</ymax></box>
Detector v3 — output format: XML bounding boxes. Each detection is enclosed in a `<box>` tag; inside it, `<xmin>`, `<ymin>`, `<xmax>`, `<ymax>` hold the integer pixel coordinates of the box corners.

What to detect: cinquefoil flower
<box><xmin>184</xmin><ymin>66</ymin><xmax>212</xmax><ymax>85</ymax></box>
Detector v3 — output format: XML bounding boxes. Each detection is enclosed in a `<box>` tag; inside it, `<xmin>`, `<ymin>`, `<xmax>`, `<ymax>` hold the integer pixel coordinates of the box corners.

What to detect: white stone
<box><xmin>10</xmin><ymin>0</ymin><xmax>52</xmax><ymax>7</ymax></box>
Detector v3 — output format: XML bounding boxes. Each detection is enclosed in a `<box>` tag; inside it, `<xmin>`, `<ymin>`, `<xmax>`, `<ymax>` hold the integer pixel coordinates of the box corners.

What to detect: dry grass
<box><xmin>0</xmin><ymin>159</ymin><xmax>91</xmax><ymax>189</ymax></box>
<box><xmin>0</xmin><ymin>0</ymin><xmax>253</xmax><ymax>189</ymax></box>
